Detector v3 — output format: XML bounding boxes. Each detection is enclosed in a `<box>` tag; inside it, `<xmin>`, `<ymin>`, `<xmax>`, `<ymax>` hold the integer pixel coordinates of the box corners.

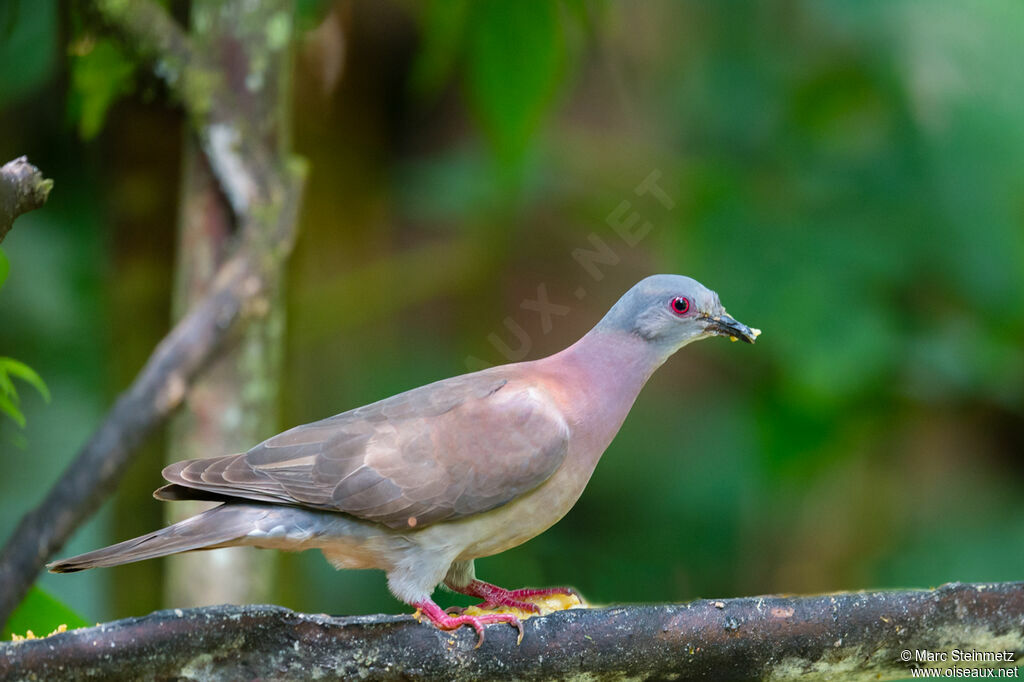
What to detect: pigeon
<box><xmin>50</xmin><ymin>274</ymin><xmax>759</xmax><ymax>645</ymax></box>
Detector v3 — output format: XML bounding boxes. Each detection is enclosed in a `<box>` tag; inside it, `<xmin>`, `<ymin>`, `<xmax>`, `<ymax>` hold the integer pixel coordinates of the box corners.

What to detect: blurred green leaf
<box><xmin>0</xmin><ymin>357</ymin><xmax>49</xmax><ymax>428</ymax></box>
<box><xmin>0</xmin><ymin>0</ymin><xmax>58</xmax><ymax>107</ymax></box>
<box><xmin>464</xmin><ymin>0</ymin><xmax>564</xmax><ymax>171</ymax></box>
<box><xmin>0</xmin><ymin>357</ymin><xmax>51</xmax><ymax>403</ymax></box>
<box><xmin>0</xmin><ymin>368</ymin><xmax>15</xmax><ymax>400</ymax></box>
<box><xmin>295</xmin><ymin>0</ymin><xmax>335</xmax><ymax>32</ymax></box>
<box><xmin>0</xmin><ymin>388</ymin><xmax>24</xmax><ymax>428</ymax></box>
<box><xmin>68</xmin><ymin>37</ymin><xmax>136</xmax><ymax>140</ymax></box>
<box><xmin>0</xmin><ymin>247</ymin><xmax>9</xmax><ymax>291</ymax></box>
<box><xmin>2</xmin><ymin>586</ymin><xmax>90</xmax><ymax>640</ymax></box>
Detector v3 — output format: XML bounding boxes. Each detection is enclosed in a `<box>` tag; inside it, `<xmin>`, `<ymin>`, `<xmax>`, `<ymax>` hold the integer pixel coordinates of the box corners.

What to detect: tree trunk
<box><xmin>163</xmin><ymin>0</ymin><xmax>293</xmax><ymax>608</ymax></box>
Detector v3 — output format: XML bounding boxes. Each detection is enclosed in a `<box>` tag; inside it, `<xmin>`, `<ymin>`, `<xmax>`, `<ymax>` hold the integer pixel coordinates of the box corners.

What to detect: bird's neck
<box><xmin>540</xmin><ymin>328</ymin><xmax>665</xmax><ymax>467</ymax></box>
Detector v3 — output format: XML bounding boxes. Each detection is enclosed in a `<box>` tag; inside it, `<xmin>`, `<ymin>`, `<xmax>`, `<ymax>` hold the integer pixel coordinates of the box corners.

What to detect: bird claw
<box><xmin>420</xmin><ymin>582</ymin><xmax>581</xmax><ymax>646</ymax></box>
<box><xmin>413</xmin><ymin>599</ymin><xmax>524</xmax><ymax>648</ymax></box>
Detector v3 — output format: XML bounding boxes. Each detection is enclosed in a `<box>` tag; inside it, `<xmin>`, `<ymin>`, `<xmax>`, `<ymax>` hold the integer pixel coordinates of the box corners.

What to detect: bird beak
<box><xmin>704</xmin><ymin>313</ymin><xmax>761</xmax><ymax>344</ymax></box>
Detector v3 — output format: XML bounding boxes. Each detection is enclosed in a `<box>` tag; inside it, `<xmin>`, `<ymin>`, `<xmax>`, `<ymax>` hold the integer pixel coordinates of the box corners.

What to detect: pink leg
<box><xmin>413</xmin><ymin>598</ymin><xmax>524</xmax><ymax>648</ymax></box>
<box><xmin>447</xmin><ymin>579</ymin><xmax>580</xmax><ymax>612</ymax></box>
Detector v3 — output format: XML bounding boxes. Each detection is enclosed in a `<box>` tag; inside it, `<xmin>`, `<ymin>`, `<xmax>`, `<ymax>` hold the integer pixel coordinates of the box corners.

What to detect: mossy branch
<box><xmin>2</xmin><ymin>582</ymin><xmax>1023</xmax><ymax>680</ymax></box>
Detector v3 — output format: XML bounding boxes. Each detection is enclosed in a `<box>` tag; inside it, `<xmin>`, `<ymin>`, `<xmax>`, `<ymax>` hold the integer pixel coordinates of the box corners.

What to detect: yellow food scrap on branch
<box><xmin>10</xmin><ymin>623</ymin><xmax>68</xmax><ymax>642</ymax></box>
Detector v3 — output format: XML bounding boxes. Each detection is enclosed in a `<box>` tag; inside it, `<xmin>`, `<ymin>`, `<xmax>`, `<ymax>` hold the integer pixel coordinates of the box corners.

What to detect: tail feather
<box><xmin>47</xmin><ymin>504</ymin><xmax>261</xmax><ymax>573</ymax></box>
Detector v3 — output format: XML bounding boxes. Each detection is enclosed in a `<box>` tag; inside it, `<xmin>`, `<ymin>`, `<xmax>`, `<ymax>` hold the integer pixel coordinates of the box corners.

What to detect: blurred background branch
<box><xmin>0</xmin><ymin>0</ymin><xmax>305</xmax><ymax>627</ymax></box>
<box><xmin>0</xmin><ymin>156</ymin><xmax>52</xmax><ymax>242</ymax></box>
<box><xmin>3</xmin><ymin>582</ymin><xmax>1022</xmax><ymax>680</ymax></box>
<box><xmin>163</xmin><ymin>0</ymin><xmax>296</xmax><ymax>609</ymax></box>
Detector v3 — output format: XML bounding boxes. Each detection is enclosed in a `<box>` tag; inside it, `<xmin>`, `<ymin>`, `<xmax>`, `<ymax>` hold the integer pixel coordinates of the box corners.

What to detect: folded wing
<box><xmin>158</xmin><ymin>373</ymin><xmax>570</xmax><ymax>530</ymax></box>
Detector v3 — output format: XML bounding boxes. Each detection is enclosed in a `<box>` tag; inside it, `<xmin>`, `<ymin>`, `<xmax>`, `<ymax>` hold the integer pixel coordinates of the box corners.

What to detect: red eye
<box><xmin>670</xmin><ymin>296</ymin><xmax>690</xmax><ymax>315</ymax></box>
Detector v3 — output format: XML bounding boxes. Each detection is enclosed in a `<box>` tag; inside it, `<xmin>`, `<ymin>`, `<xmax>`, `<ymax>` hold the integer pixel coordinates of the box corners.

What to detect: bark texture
<box><xmin>2</xmin><ymin>582</ymin><xmax>1022</xmax><ymax>681</ymax></box>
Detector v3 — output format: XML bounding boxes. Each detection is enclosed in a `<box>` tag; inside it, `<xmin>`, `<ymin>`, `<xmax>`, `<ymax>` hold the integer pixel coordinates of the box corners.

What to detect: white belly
<box><xmin>427</xmin><ymin>453</ymin><xmax>596</xmax><ymax>561</ymax></box>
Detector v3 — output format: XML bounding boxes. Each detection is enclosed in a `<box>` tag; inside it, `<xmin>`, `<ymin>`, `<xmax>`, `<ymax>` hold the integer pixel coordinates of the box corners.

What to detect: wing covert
<box><xmin>161</xmin><ymin>373</ymin><xmax>570</xmax><ymax>529</ymax></box>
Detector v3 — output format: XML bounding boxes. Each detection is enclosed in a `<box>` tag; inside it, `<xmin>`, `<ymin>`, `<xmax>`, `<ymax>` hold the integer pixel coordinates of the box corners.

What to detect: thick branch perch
<box><xmin>2</xmin><ymin>582</ymin><xmax>1022</xmax><ymax>680</ymax></box>
<box><xmin>0</xmin><ymin>156</ymin><xmax>53</xmax><ymax>242</ymax></box>
<box><xmin>0</xmin><ymin>0</ymin><xmax>306</xmax><ymax>626</ymax></box>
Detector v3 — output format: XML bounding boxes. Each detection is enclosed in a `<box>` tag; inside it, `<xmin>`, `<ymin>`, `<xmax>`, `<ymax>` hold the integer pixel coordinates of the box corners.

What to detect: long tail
<box><xmin>47</xmin><ymin>504</ymin><xmax>269</xmax><ymax>573</ymax></box>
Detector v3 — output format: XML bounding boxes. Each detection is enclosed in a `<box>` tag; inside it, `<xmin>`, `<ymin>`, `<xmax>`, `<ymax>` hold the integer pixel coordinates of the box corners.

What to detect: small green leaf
<box><xmin>2</xmin><ymin>586</ymin><xmax>90</xmax><ymax>640</ymax></box>
<box><xmin>68</xmin><ymin>37</ymin><xmax>136</xmax><ymax>140</ymax></box>
<box><xmin>464</xmin><ymin>0</ymin><xmax>564</xmax><ymax>170</ymax></box>
<box><xmin>0</xmin><ymin>369</ymin><xmax>15</xmax><ymax>398</ymax></box>
<box><xmin>0</xmin><ymin>247</ymin><xmax>9</xmax><ymax>291</ymax></box>
<box><xmin>0</xmin><ymin>389</ymin><xmax>25</xmax><ymax>427</ymax></box>
<box><xmin>0</xmin><ymin>357</ymin><xmax>50</xmax><ymax>402</ymax></box>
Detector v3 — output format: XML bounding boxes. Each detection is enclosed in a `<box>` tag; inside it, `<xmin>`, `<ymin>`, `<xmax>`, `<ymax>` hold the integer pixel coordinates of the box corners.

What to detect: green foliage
<box><xmin>413</xmin><ymin>0</ymin><xmax>569</xmax><ymax>175</ymax></box>
<box><xmin>410</xmin><ymin>0</ymin><xmax>470</xmax><ymax>99</ymax></box>
<box><xmin>464</xmin><ymin>0</ymin><xmax>564</xmax><ymax>170</ymax></box>
<box><xmin>2</xmin><ymin>586</ymin><xmax>90</xmax><ymax>640</ymax></box>
<box><xmin>0</xmin><ymin>247</ymin><xmax>9</xmax><ymax>293</ymax></box>
<box><xmin>382</xmin><ymin>0</ymin><xmax>1024</xmax><ymax>606</ymax></box>
<box><xmin>68</xmin><ymin>37</ymin><xmax>136</xmax><ymax>140</ymax></box>
<box><xmin>295</xmin><ymin>0</ymin><xmax>336</xmax><ymax>32</ymax></box>
<box><xmin>0</xmin><ymin>0</ymin><xmax>58</xmax><ymax>107</ymax></box>
<box><xmin>0</xmin><ymin>356</ymin><xmax>50</xmax><ymax>429</ymax></box>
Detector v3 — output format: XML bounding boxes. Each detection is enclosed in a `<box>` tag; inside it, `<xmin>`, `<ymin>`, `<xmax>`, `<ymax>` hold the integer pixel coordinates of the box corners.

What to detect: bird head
<box><xmin>597</xmin><ymin>274</ymin><xmax>760</xmax><ymax>355</ymax></box>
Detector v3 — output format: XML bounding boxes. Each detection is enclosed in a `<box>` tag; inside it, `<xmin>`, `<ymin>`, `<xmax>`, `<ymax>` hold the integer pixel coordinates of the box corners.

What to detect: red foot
<box><xmin>453</xmin><ymin>580</ymin><xmax>580</xmax><ymax>612</ymax></box>
<box><xmin>413</xmin><ymin>598</ymin><xmax>524</xmax><ymax>648</ymax></box>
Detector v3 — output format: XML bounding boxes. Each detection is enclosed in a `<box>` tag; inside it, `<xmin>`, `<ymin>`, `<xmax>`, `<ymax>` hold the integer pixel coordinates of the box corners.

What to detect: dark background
<box><xmin>1</xmin><ymin>0</ymin><xmax>1022</xmax><ymax>625</ymax></box>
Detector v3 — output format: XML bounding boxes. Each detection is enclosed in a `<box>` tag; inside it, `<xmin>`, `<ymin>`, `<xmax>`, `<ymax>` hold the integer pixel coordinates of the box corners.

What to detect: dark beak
<box><xmin>704</xmin><ymin>313</ymin><xmax>761</xmax><ymax>344</ymax></box>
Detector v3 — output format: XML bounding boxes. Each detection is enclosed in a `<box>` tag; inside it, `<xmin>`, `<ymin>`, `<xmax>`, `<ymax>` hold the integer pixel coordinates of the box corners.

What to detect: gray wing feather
<box><xmin>160</xmin><ymin>373</ymin><xmax>570</xmax><ymax>529</ymax></box>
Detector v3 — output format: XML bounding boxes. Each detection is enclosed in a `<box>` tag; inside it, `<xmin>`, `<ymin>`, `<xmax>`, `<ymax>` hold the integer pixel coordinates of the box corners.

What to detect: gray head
<box><xmin>596</xmin><ymin>274</ymin><xmax>759</xmax><ymax>355</ymax></box>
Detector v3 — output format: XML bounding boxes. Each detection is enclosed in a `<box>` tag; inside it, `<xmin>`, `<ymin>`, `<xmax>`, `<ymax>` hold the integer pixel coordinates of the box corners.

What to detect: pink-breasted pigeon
<box><xmin>50</xmin><ymin>274</ymin><xmax>759</xmax><ymax>644</ymax></box>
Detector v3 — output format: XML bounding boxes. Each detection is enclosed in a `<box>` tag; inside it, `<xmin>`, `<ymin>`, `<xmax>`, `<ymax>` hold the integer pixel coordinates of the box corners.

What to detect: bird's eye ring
<box><xmin>670</xmin><ymin>296</ymin><xmax>690</xmax><ymax>316</ymax></box>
